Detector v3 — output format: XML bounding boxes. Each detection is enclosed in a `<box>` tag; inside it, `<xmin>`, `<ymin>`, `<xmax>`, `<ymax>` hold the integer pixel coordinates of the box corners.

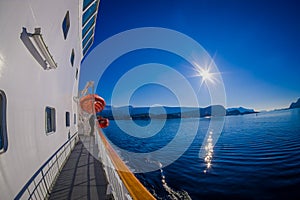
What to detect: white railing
<box><xmin>15</xmin><ymin>133</ymin><xmax>78</xmax><ymax>200</ymax></box>
<box><xmin>94</xmin><ymin>129</ymin><xmax>132</xmax><ymax>200</ymax></box>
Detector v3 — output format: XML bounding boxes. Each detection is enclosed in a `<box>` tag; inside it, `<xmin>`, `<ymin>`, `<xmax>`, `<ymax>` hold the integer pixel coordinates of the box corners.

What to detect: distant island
<box><xmin>289</xmin><ymin>98</ymin><xmax>300</xmax><ymax>109</ymax></box>
<box><xmin>226</xmin><ymin>107</ymin><xmax>256</xmax><ymax>116</ymax></box>
<box><xmin>99</xmin><ymin>105</ymin><xmax>258</xmax><ymax>120</ymax></box>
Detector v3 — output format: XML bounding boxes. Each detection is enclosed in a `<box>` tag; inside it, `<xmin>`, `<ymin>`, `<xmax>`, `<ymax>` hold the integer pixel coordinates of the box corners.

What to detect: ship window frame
<box><xmin>82</xmin><ymin>2</ymin><xmax>97</xmax><ymax>26</ymax></box>
<box><xmin>66</xmin><ymin>112</ymin><xmax>70</xmax><ymax>127</ymax></box>
<box><xmin>0</xmin><ymin>90</ymin><xmax>8</xmax><ymax>153</ymax></box>
<box><xmin>62</xmin><ymin>11</ymin><xmax>70</xmax><ymax>40</ymax></box>
<box><xmin>83</xmin><ymin>38</ymin><xmax>93</xmax><ymax>56</ymax></box>
<box><xmin>82</xmin><ymin>27</ymin><xmax>94</xmax><ymax>49</ymax></box>
<box><xmin>82</xmin><ymin>15</ymin><xmax>95</xmax><ymax>38</ymax></box>
<box><xmin>83</xmin><ymin>0</ymin><xmax>95</xmax><ymax>11</ymax></box>
<box><xmin>70</xmin><ymin>49</ymin><xmax>75</xmax><ymax>67</ymax></box>
<box><xmin>45</xmin><ymin>106</ymin><xmax>56</xmax><ymax>135</ymax></box>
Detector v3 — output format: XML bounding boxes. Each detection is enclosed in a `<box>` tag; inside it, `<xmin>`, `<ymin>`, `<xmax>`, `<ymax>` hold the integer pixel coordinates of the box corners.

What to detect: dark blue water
<box><xmin>103</xmin><ymin>108</ymin><xmax>300</xmax><ymax>200</ymax></box>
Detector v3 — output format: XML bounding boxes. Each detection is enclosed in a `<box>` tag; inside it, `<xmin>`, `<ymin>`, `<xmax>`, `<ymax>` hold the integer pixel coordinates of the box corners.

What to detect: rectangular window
<box><xmin>82</xmin><ymin>15</ymin><xmax>95</xmax><ymax>38</ymax></box>
<box><xmin>66</xmin><ymin>112</ymin><xmax>70</xmax><ymax>127</ymax></box>
<box><xmin>82</xmin><ymin>2</ymin><xmax>97</xmax><ymax>26</ymax></box>
<box><xmin>0</xmin><ymin>90</ymin><xmax>8</xmax><ymax>153</ymax></box>
<box><xmin>82</xmin><ymin>27</ymin><xmax>94</xmax><ymax>49</ymax></box>
<box><xmin>45</xmin><ymin>107</ymin><xmax>56</xmax><ymax>134</ymax></box>
<box><xmin>74</xmin><ymin>113</ymin><xmax>77</xmax><ymax>124</ymax></box>
<box><xmin>83</xmin><ymin>38</ymin><xmax>93</xmax><ymax>56</ymax></box>
<box><xmin>83</xmin><ymin>0</ymin><xmax>95</xmax><ymax>11</ymax></box>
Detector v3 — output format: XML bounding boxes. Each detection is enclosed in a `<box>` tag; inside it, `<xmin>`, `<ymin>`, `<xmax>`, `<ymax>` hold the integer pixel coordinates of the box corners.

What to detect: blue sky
<box><xmin>81</xmin><ymin>0</ymin><xmax>300</xmax><ymax>111</ymax></box>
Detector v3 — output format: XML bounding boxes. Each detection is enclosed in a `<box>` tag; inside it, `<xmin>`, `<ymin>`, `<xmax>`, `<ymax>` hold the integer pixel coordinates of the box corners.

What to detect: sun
<box><xmin>192</xmin><ymin>61</ymin><xmax>220</xmax><ymax>86</ymax></box>
<box><xmin>200</xmin><ymin>68</ymin><xmax>212</xmax><ymax>81</ymax></box>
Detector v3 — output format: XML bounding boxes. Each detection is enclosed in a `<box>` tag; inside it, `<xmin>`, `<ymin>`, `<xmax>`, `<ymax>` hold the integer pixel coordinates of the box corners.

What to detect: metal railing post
<box><xmin>55</xmin><ymin>154</ymin><xmax>60</xmax><ymax>173</ymax></box>
<box><xmin>41</xmin><ymin>170</ymin><xmax>50</xmax><ymax>196</ymax></box>
<box><xmin>15</xmin><ymin>132</ymin><xmax>78</xmax><ymax>199</ymax></box>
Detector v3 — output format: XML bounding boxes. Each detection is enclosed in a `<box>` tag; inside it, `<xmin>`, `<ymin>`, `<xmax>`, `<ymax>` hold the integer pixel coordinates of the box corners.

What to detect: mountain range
<box><xmin>99</xmin><ymin>105</ymin><xmax>257</xmax><ymax>120</ymax></box>
<box><xmin>98</xmin><ymin>98</ymin><xmax>300</xmax><ymax>120</ymax></box>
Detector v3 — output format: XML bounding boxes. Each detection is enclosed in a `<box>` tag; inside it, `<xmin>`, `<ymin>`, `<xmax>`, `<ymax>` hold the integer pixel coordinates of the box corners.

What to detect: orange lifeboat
<box><xmin>80</xmin><ymin>94</ymin><xmax>109</xmax><ymax>128</ymax></box>
<box><xmin>80</xmin><ymin>94</ymin><xmax>106</xmax><ymax>113</ymax></box>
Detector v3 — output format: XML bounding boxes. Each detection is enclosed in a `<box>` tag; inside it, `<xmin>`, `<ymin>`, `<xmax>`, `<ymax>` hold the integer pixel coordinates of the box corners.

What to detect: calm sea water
<box><xmin>103</xmin><ymin>108</ymin><xmax>300</xmax><ymax>200</ymax></box>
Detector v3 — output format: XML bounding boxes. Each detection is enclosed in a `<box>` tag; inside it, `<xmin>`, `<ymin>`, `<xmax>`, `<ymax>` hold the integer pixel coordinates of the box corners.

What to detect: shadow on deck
<box><xmin>49</xmin><ymin>137</ymin><xmax>113</xmax><ymax>200</ymax></box>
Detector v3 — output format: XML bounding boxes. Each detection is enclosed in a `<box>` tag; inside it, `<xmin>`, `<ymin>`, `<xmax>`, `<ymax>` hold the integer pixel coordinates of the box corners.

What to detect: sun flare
<box><xmin>200</xmin><ymin>68</ymin><xmax>212</xmax><ymax>81</ymax></box>
<box><xmin>192</xmin><ymin>61</ymin><xmax>219</xmax><ymax>86</ymax></box>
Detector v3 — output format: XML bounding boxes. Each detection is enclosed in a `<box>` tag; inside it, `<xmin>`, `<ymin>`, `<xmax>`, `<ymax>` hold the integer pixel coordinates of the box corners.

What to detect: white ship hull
<box><xmin>0</xmin><ymin>1</ymin><xmax>87</xmax><ymax>198</ymax></box>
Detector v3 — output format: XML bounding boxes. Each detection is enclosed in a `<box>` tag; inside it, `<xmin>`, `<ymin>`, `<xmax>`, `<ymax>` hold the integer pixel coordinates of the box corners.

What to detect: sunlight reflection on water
<box><xmin>204</xmin><ymin>131</ymin><xmax>214</xmax><ymax>173</ymax></box>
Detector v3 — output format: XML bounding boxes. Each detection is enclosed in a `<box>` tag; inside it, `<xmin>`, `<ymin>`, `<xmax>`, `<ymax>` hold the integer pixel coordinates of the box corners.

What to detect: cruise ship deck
<box><xmin>49</xmin><ymin>136</ymin><xmax>113</xmax><ymax>200</ymax></box>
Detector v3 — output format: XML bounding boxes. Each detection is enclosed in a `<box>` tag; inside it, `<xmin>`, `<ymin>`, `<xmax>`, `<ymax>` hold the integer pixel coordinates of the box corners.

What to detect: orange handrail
<box><xmin>97</xmin><ymin>129</ymin><xmax>156</xmax><ymax>200</ymax></box>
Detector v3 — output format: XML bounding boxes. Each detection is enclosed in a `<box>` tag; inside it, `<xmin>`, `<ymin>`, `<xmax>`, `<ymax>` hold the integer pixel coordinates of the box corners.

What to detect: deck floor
<box><xmin>49</xmin><ymin>136</ymin><xmax>112</xmax><ymax>200</ymax></box>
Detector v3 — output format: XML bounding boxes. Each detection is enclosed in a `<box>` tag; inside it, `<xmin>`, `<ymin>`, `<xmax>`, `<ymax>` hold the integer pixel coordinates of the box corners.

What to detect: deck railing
<box><xmin>95</xmin><ymin>128</ymin><xmax>131</xmax><ymax>200</ymax></box>
<box><xmin>79</xmin><ymin>81</ymin><xmax>155</xmax><ymax>200</ymax></box>
<box><xmin>14</xmin><ymin>133</ymin><xmax>78</xmax><ymax>200</ymax></box>
<box><xmin>95</xmin><ymin>128</ymin><xmax>155</xmax><ymax>200</ymax></box>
